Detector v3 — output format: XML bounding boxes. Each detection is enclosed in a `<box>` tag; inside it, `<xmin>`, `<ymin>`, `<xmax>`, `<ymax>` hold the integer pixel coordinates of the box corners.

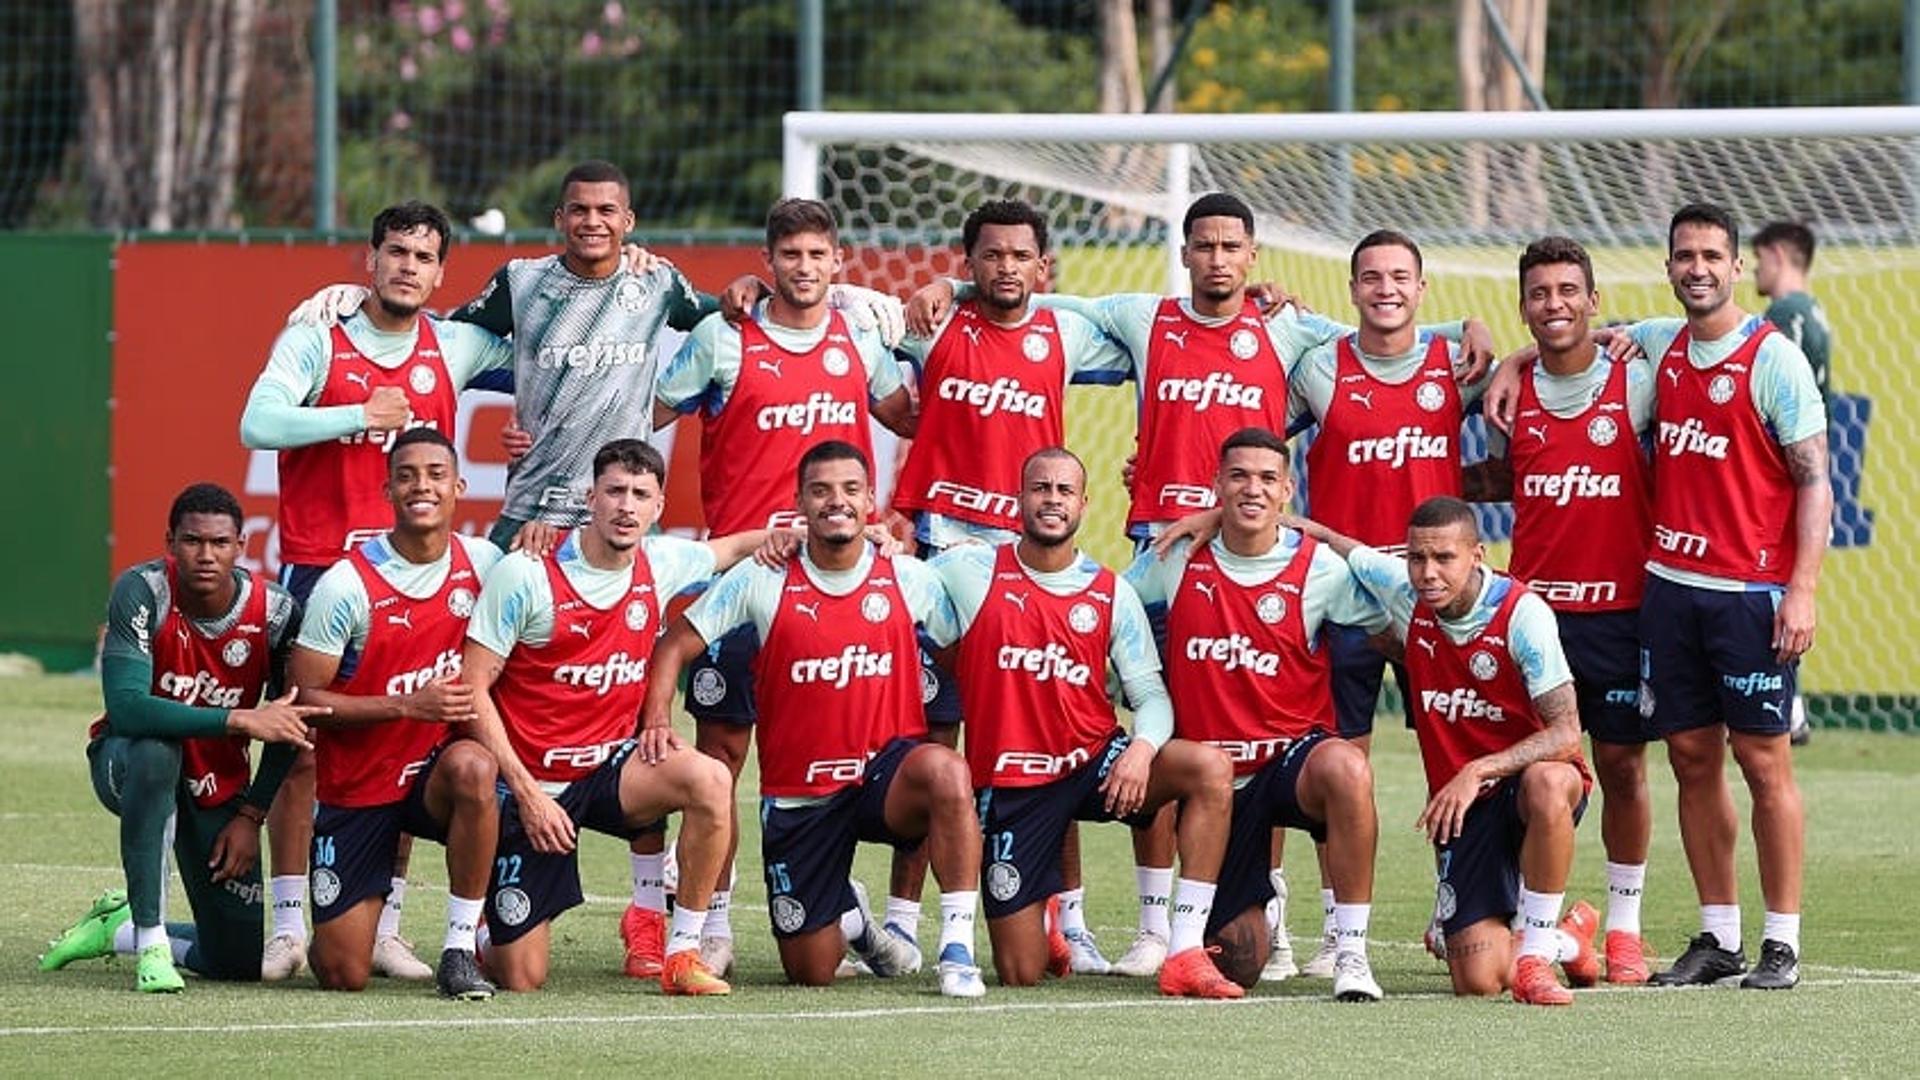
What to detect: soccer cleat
<box><xmin>1423</xmin><ymin>918</ymin><xmax>1448</xmax><ymax>962</ymax></box>
<box><xmin>1065</xmin><ymin>928</ymin><xmax>1111</xmax><ymax>975</ymax></box>
<box><xmin>698</xmin><ymin>935</ymin><xmax>736</xmax><ymax>979</ymax></box>
<box><xmin>936</xmin><ymin>943</ymin><xmax>987</xmax><ymax>999</ymax></box>
<box><xmin>1788</xmin><ymin>695</ymin><xmax>1812</xmax><ymax>747</ymax></box>
<box><xmin>1044</xmin><ymin>895</ymin><xmax>1071</xmax><ymax>978</ymax></box>
<box><xmin>260</xmin><ymin>932</ymin><xmax>308</xmax><ymax>981</ymax></box>
<box><xmin>435</xmin><ymin>948</ymin><xmax>495</xmax><ymax>1000</ymax></box>
<box><xmin>1739</xmin><ymin>939</ymin><xmax>1800</xmax><ymax>990</ymax></box>
<box><xmin>1300</xmin><ymin>928</ymin><xmax>1339</xmax><ymax>978</ymax></box>
<box><xmin>834</xmin><ymin>956</ymin><xmax>872</xmax><ymax>979</ymax></box>
<box><xmin>1110</xmin><ymin>929</ymin><xmax>1169</xmax><ymax>977</ymax></box>
<box><xmin>661</xmin><ymin>949</ymin><xmax>731</xmax><ymax>996</ymax></box>
<box><xmin>1158</xmin><ymin>946</ymin><xmax>1245</xmax><ymax>999</ymax></box>
<box><xmin>1558</xmin><ymin>900</ymin><xmax>1601</xmax><ymax>988</ymax></box>
<box><xmin>1604</xmin><ymin>930</ymin><xmax>1652</xmax><ymax>985</ymax></box>
<box><xmin>621</xmin><ymin>905</ymin><xmax>665</xmax><ymax>979</ymax></box>
<box><xmin>1510</xmin><ymin>954</ymin><xmax>1573</xmax><ymax>1006</ymax></box>
<box><xmin>853</xmin><ymin>921</ymin><xmax>923</xmax><ymax>978</ymax></box>
<box><xmin>1262</xmin><ymin>893</ymin><xmax>1297</xmax><ymax>982</ymax></box>
<box><xmin>1649</xmin><ymin>933</ymin><xmax>1747</xmax><ymax>987</ymax></box>
<box><xmin>136</xmin><ymin>942</ymin><xmax>185</xmax><ymax>994</ymax></box>
<box><xmin>39</xmin><ymin>889</ymin><xmax>130</xmax><ymax>971</ymax></box>
<box><xmin>371</xmin><ymin>934</ymin><xmax>434</xmax><ymax>980</ymax></box>
<box><xmin>1332</xmin><ymin>951</ymin><xmax>1383</xmax><ymax>1002</ymax></box>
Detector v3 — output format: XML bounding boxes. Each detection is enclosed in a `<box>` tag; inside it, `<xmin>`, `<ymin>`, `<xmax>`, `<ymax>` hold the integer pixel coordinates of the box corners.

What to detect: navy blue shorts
<box><xmin>760</xmin><ymin>737</ymin><xmax>922</xmax><ymax>939</ymax></box>
<box><xmin>1558</xmin><ymin>610</ymin><xmax>1652</xmax><ymax>745</ymax></box>
<box><xmin>309</xmin><ymin>753</ymin><xmax>448</xmax><ymax>925</ymax></box>
<box><xmin>687</xmin><ymin>624</ymin><xmax>759</xmax><ymax>725</ymax></box>
<box><xmin>281</xmin><ymin>563</ymin><xmax>359</xmax><ymax>680</ymax></box>
<box><xmin>1638</xmin><ymin>575</ymin><xmax>1797</xmax><ymax>738</ymax></box>
<box><xmin>976</xmin><ymin>732</ymin><xmax>1143</xmax><ymax>919</ymax></box>
<box><xmin>485</xmin><ymin>741</ymin><xmax>663</xmax><ymax>945</ymax></box>
<box><xmin>918</xmin><ymin>628</ymin><xmax>961</xmax><ymax>727</ymax></box>
<box><xmin>1207</xmin><ymin>731</ymin><xmax>1332</xmax><ymax>937</ymax></box>
<box><xmin>1434</xmin><ymin>775</ymin><xmax>1588</xmax><ymax>937</ymax></box>
<box><xmin>1326</xmin><ymin>622</ymin><xmax>1414</xmax><ymax>738</ymax></box>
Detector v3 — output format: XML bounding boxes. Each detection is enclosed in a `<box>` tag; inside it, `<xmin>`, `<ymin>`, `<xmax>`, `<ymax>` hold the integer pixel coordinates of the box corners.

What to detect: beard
<box><xmin>377</xmin><ymin>291</ymin><xmax>422</xmax><ymax>320</ymax></box>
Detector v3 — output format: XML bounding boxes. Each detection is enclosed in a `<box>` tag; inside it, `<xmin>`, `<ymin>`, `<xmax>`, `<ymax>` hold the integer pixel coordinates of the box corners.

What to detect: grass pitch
<box><xmin>2</xmin><ymin>672</ymin><xmax>1916</xmax><ymax>1077</ymax></box>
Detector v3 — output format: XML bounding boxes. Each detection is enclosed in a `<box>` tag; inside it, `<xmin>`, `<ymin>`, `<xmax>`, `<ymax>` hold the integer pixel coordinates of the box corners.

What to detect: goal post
<box><xmin>785</xmin><ymin>106</ymin><xmax>1920</xmax><ymax>730</ymax></box>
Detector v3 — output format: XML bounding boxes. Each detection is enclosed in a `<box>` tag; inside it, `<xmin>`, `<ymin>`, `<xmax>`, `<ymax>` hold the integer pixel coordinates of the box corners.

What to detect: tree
<box><xmin>73</xmin><ymin>0</ymin><xmax>261</xmax><ymax>229</ymax></box>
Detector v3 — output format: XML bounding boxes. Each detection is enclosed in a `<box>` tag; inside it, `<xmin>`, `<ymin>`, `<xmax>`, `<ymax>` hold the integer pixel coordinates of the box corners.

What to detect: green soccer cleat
<box><xmin>136</xmin><ymin>942</ymin><xmax>185</xmax><ymax>994</ymax></box>
<box><xmin>39</xmin><ymin>889</ymin><xmax>131</xmax><ymax>972</ymax></box>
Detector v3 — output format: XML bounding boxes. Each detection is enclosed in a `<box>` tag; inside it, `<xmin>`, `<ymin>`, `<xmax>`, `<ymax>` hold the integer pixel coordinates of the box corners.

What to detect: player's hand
<box><xmin>207</xmin><ymin>814</ymin><xmax>262</xmax><ymax>883</ymax></box>
<box><xmin>517</xmin><ymin>787</ymin><xmax>577</xmax><ymax>854</ymax></box>
<box><xmin>1597</xmin><ymin>325</ymin><xmax>1645</xmax><ymax>363</ymax></box>
<box><xmin>406</xmin><ymin>676</ymin><xmax>477</xmax><ymax>724</ymax></box>
<box><xmin>1773</xmin><ymin>585</ymin><xmax>1817</xmax><ymax>663</ymax></box>
<box><xmin>619</xmin><ymin>243</ymin><xmax>664</xmax><ymax>276</ymax></box>
<box><xmin>752</xmin><ymin>528</ymin><xmax>804</xmax><ymax>569</ymax></box>
<box><xmin>286</xmin><ymin>284</ymin><xmax>369</xmax><ymax>327</ymax></box>
<box><xmin>1149</xmin><ymin>508</ymin><xmax>1222</xmax><ymax>559</ymax></box>
<box><xmin>1456</xmin><ymin>318</ymin><xmax>1496</xmax><ymax>386</ymax></box>
<box><xmin>638</xmin><ymin>722</ymin><xmax>684</xmax><ymax>765</ymax></box>
<box><xmin>719</xmin><ymin>274</ymin><xmax>769</xmax><ymax>323</ymax></box>
<box><xmin>1247</xmin><ymin>281</ymin><xmax>1310</xmax><ymax>315</ymax></box>
<box><xmin>228</xmin><ymin>688</ymin><xmax>323</xmax><ymax>748</ymax></box>
<box><xmin>1368</xmin><ymin>632</ymin><xmax>1406</xmax><ymax>665</ymax></box>
<box><xmin>1482</xmin><ymin>347</ymin><xmax>1534</xmax><ymax>434</ymax></box>
<box><xmin>862</xmin><ymin>522</ymin><xmax>907</xmax><ymax>557</ymax></box>
<box><xmin>1098</xmin><ymin>739</ymin><xmax>1155</xmax><ymax>818</ymax></box>
<box><xmin>1119</xmin><ymin>452</ymin><xmax>1137</xmax><ymax>492</ymax></box>
<box><xmin>500</xmin><ymin>414</ymin><xmax>533</xmax><ymax>460</ymax></box>
<box><xmin>828</xmin><ymin>284</ymin><xmax>908</xmax><ymax>348</ymax></box>
<box><xmin>1416</xmin><ymin>765</ymin><xmax>1487</xmax><ymax>845</ymax></box>
<box><xmin>511</xmin><ymin>520</ymin><xmax>564</xmax><ymax>559</ymax></box>
<box><xmin>905</xmin><ymin>279</ymin><xmax>956</xmax><ymax>338</ymax></box>
<box><xmin>363</xmin><ymin>386</ymin><xmax>412</xmax><ymax>433</ymax></box>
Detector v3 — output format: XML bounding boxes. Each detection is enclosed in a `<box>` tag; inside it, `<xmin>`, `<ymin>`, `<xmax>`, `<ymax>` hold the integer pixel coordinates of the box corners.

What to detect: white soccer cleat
<box><xmin>1262</xmin><ymin>892</ymin><xmax>1298</xmax><ymax>982</ymax></box>
<box><xmin>698</xmin><ymin>935</ymin><xmax>735</xmax><ymax>979</ymax></box>
<box><xmin>1300</xmin><ymin>928</ymin><xmax>1339</xmax><ymax>978</ymax></box>
<box><xmin>1332</xmin><ymin>951</ymin><xmax>1383</xmax><ymax>1002</ymax></box>
<box><xmin>261</xmin><ymin>933</ymin><xmax>308</xmax><ymax>981</ymax></box>
<box><xmin>1109</xmin><ymin>929</ymin><xmax>1169</xmax><ymax>977</ymax></box>
<box><xmin>835</xmin><ymin>956</ymin><xmax>872</xmax><ymax>978</ymax></box>
<box><xmin>1065</xmin><ymin>928</ymin><xmax>1111</xmax><ymax>975</ymax></box>
<box><xmin>855</xmin><ymin>922</ymin><xmax>923</xmax><ymax>977</ymax></box>
<box><xmin>937</xmin><ymin>958</ymin><xmax>988</xmax><ymax>998</ymax></box>
<box><xmin>371</xmin><ymin>934</ymin><xmax>434</xmax><ymax>980</ymax></box>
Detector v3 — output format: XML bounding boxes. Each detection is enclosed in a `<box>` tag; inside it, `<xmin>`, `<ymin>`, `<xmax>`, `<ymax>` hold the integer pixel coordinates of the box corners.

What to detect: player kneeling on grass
<box><xmin>461</xmin><ymin>439</ymin><xmax>749</xmax><ymax>995</ymax></box>
<box><xmin>643</xmin><ymin>441</ymin><xmax>988</xmax><ymax>997</ymax></box>
<box><xmin>1299</xmin><ymin>496</ymin><xmax>1602</xmax><ymax>1005</ymax></box>
<box><xmin>40</xmin><ymin>483</ymin><xmax>323</xmax><ymax>992</ymax></box>
<box><xmin>287</xmin><ymin>429</ymin><xmax>505</xmax><ymax>999</ymax></box>
<box><xmin>932</xmin><ymin>449</ymin><xmax>1239</xmax><ymax>998</ymax></box>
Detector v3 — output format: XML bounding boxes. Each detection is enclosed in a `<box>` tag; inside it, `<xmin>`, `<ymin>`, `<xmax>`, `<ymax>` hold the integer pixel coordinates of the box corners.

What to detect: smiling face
<box><xmin>1182</xmin><ymin>215</ymin><xmax>1256</xmax><ymax>305</ymax></box>
<box><xmin>166</xmin><ymin>512</ymin><xmax>242</xmax><ymax>604</ymax></box>
<box><xmin>1018</xmin><ymin>453</ymin><xmax>1086</xmax><ymax>549</ymax></box>
<box><xmin>1667</xmin><ymin>220</ymin><xmax>1739</xmax><ymax>319</ymax></box>
<box><xmin>796</xmin><ymin>456</ymin><xmax>873</xmax><ymax>549</ymax></box>
<box><xmin>554</xmin><ymin>180</ymin><xmax>634</xmax><ymax>269</ymax></box>
<box><xmin>1215</xmin><ymin>444</ymin><xmax>1291</xmax><ymax>541</ymax></box>
<box><xmin>586</xmin><ymin>464</ymin><xmax>662</xmax><ymax>553</ymax></box>
<box><xmin>1405</xmin><ymin>520</ymin><xmax>1484</xmax><ymax>619</ymax></box>
<box><xmin>1520</xmin><ymin>261</ymin><xmax>1599</xmax><ymax>355</ymax></box>
<box><xmin>385</xmin><ymin>439</ymin><xmax>463</xmax><ymax>536</ymax></box>
<box><xmin>766</xmin><ymin>229</ymin><xmax>841</xmax><ymax>312</ymax></box>
<box><xmin>1349</xmin><ymin>241</ymin><xmax>1426</xmax><ymax>335</ymax></box>
<box><xmin>366</xmin><ymin>224</ymin><xmax>446</xmax><ymax>319</ymax></box>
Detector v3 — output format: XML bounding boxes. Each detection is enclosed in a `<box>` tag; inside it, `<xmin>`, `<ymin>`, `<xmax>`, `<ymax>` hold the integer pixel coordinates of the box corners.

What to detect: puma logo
<box><xmin>1415</xmin><ymin>638</ymin><xmax>1437</xmax><ymax>658</ymax></box>
<box><xmin>1525</xmin><ymin>425</ymin><xmax>1548</xmax><ymax>444</ymax></box>
<box><xmin>794</xmin><ymin>602</ymin><xmax>819</xmax><ymax>621</ymax></box>
<box><xmin>1664</xmin><ymin>366</ymin><xmax>1683</xmax><ymax>387</ymax></box>
<box><xmin>1002</xmin><ymin>591</ymin><xmax>1028</xmax><ymax>613</ymax></box>
<box><xmin>1348</xmin><ymin>391</ymin><xmax>1374</xmax><ymax>411</ymax></box>
<box><xmin>344</xmin><ymin>371</ymin><xmax>372</xmax><ymax>392</ymax></box>
<box><xmin>757</xmin><ymin>357</ymin><xmax>786</xmax><ymax>378</ymax></box>
<box><xmin>1761</xmin><ymin>701</ymin><xmax>1783</xmax><ymax>717</ymax></box>
<box><xmin>386</xmin><ymin>610</ymin><xmax>412</xmax><ymax>629</ymax></box>
<box><xmin>1162</xmin><ymin>330</ymin><xmax>1190</xmax><ymax>350</ymax></box>
<box><xmin>962</xmin><ymin>324</ymin><xmax>983</xmax><ymax>345</ymax></box>
<box><xmin>1191</xmin><ymin>580</ymin><xmax>1216</xmax><ymax>603</ymax></box>
<box><xmin>568</xmin><ymin>621</ymin><xmax>592</xmax><ymax>638</ymax></box>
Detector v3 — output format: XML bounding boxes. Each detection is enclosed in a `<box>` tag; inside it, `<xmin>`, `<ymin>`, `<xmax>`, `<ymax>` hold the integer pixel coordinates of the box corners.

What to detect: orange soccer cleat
<box><xmin>621</xmin><ymin>904</ymin><xmax>666</xmax><ymax>979</ymax></box>
<box><xmin>1158</xmin><ymin>947</ymin><xmax>1246</xmax><ymax>1000</ymax></box>
<box><xmin>1604</xmin><ymin>930</ymin><xmax>1652</xmax><ymax>985</ymax></box>
<box><xmin>661</xmin><ymin>949</ymin><xmax>732</xmax><ymax>996</ymax></box>
<box><xmin>1511</xmin><ymin>954</ymin><xmax>1573</xmax><ymax>1006</ymax></box>
<box><xmin>1558</xmin><ymin>900</ymin><xmax>1601</xmax><ymax>988</ymax></box>
<box><xmin>1045</xmin><ymin>895</ymin><xmax>1072</xmax><ymax>979</ymax></box>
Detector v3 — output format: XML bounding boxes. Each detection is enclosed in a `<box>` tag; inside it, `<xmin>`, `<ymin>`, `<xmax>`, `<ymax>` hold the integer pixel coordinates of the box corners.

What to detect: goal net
<box><xmin>786</xmin><ymin>107</ymin><xmax>1920</xmax><ymax>731</ymax></box>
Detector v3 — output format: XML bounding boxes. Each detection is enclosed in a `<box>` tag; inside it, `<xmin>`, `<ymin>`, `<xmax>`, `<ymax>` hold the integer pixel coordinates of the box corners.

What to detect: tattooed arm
<box><xmin>1774</xmin><ymin>433</ymin><xmax>1831</xmax><ymax>662</ymax></box>
<box><xmin>1417</xmin><ymin>681</ymin><xmax>1579</xmax><ymax>845</ymax></box>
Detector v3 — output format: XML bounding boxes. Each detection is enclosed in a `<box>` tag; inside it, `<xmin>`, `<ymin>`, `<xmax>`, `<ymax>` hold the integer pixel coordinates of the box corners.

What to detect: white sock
<box><xmin>170</xmin><ymin>936</ymin><xmax>193</xmax><ymax>965</ymax></box>
<box><xmin>840</xmin><ymin>899</ymin><xmax>871</xmax><ymax>947</ymax></box>
<box><xmin>1136</xmin><ymin>867</ymin><xmax>1172</xmax><ymax>937</ymax></box>
<box><xmin>1701</xmin><ymin>904</ymin><xmax>1742</xmax><ymax>952</ymax></box>
<box><xmin>443</xmin><ymin>895</ymin><xmax>483</xmax><ymax>953</ymax></box>
<box><xmin>1320</xmin><ymin>887</ymin><xmax>1337</xmax><ymax>937</ymax></box>
<box><xmin>1333</xmin><ymin>902</ymin><xmax>1371</xmax><ymax>957</ymax></box>
<box><xmin>667</xmin><ymin>904</ymin><xmax>705</xmax><ymax>957</ymax></box>
<box><xmin>1604</xmin><ymin>861</ymin><xmax>1646</xmax><ymax>934</ymax></box>
<box><xmin>1519</xmin><ymin>889</ymin><xmax>1566</xmax><ymax>960</ymax></box>
<box><xmin>1057</xmin><ymin>888</ymin><xmax>1088</xmax><ymax>936</ymax></box>
<box><xmin>271</xmin><ymin>876</ymin><xmax>306</xmax><ymax>941</ymax></box>
<box><xmin>1167</xmin><ymin>878</ymin><xmax>1216</xmax><ymax>955</ymax></box>
<box><xmin>630</xmin><ymin>852</ymin><xmax>666</xmax><ymax>912</ymax></box>
<box><xmin>1513</xmin><ymin>884</ymin><xmax>1536</xmax><ymax>932</ymax></box>
<box><xmin>938</xmin><ymin>891</ymin><xmax>978</xmax><ymax>958</ymax></box>
<box><xmin>1762</xmin><ymin>910</ymin><xmax>1801</xmax><ymax>954</ymax></box>
<box><xmin>134</xmin><ymin>923</ymin><xmax>167</xmax><ymax>952</ymax></box>
<box><xmin>885</xmin><ymin>896</ymin><xmax>923</xmax><ymax>940</ymax></box>
<box><xmin>702</xmin><ymin>890</ymin><xmax>733</xmax><ymax>940</ymax></box>
<box><xmin>377</xmin><ymin>877</ymin><xmax>406</xmax><ymax>939</ymax></box>
<box><xmin>474</xmin><ymin>923</ymin><xmax>491</xmax><ymax>954</ymax></box>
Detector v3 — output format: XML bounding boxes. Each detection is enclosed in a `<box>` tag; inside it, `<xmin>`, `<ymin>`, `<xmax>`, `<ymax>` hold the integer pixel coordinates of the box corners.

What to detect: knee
<box><xmin>487</xmin><ymin>956</ymin><xmax>547</xmax><ymax>992</ymax></box>
<box><xmin>312</xmin><ymin>950</ymin><xmax>371</xmax><ymax>992</ymax></box>
<box><xmin>1519</xmin><ymin>764</ymin><xmax>1578</xmax><ymax>821</ymax></box>
<box><xmin>1453</xmin><ymin>968</ymin><xmax>1506</xmax><ymax>997</ymax></box>
<box><xmin>1665</xmin><ymin>736</ymin><xmax>1723</xmax><ymax>781</ymax></box>
<box><xmin>439</xmin><ymin>743</ymin><xmax>499</xmax><ymax>799</ymax></box>
<box><xmin>995</xmin><ymin>955</ymin><xmax>1042</xmax><ymax>987</ymax></box>
<box><xmin>1316</xmin><ymin>742</ymin><xmax>1374</xmax><ymax>803</ymax></box>
<box><xmin>685</xmin><ymin>752</ymin><xmax>735</xmax><ymax>811</ymax></box>
<box><xmin>122</xmin><ymin>738</ymin><xmax>183</xmax><ymax>790</ymax></box>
